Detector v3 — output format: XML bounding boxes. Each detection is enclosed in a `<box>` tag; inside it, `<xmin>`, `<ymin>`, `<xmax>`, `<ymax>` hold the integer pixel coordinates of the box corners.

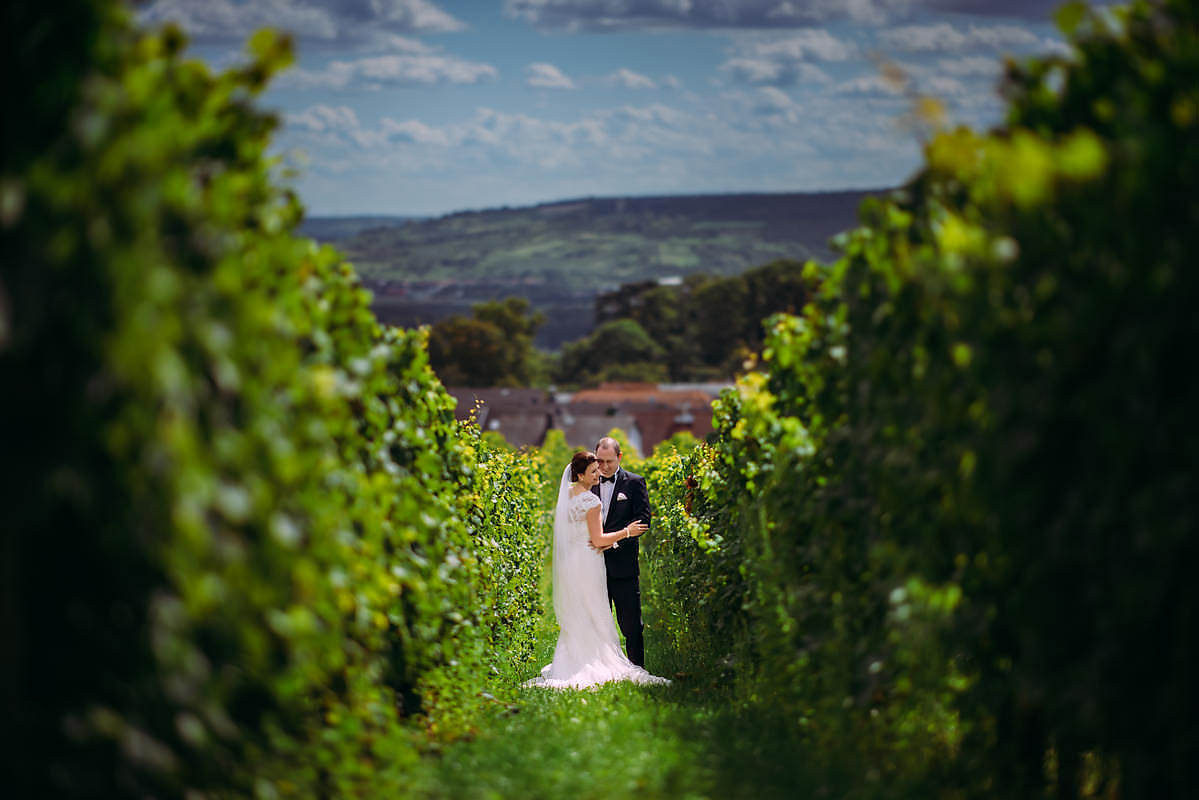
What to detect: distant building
<box><xmin>447</xmin><ymin>387</ymin><xmax>554</xmax><ymax>448</ymax></box>
<box><xmin>567</xmin><ymin>382</ymin><xmax>726</xmax><ymax>454</ymax></box>
<box><xmin>552</xmin><ymin>407</ymin><xmax>644</xmax><ymax>456</ymax></box>
<box><xmin>446</xmin><ymin>381</ymin><xmax>731</xmax><ymax>453</ymax></box>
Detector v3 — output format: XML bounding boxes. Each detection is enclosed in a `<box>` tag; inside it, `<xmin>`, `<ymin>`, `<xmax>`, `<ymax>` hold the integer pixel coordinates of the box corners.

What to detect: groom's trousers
<box><xmin>607</xmin><ymin>575</ymin><xmax>644</xmax><ymax>667</ymax></box>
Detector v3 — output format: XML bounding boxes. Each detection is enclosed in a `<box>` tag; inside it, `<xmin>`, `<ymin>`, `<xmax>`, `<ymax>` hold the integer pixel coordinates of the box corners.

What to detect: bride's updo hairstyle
<box><xmin>569</xmin><ymin>450</ymin><xmax>597</xmax><ymax>482</ymax></box>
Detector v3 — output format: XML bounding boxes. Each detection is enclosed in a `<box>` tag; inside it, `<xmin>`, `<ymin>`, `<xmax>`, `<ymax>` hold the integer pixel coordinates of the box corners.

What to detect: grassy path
<box><xmin>410</xmin><ymin>607</ymin><xmax>814</xmax><ymax>799</ymax></box>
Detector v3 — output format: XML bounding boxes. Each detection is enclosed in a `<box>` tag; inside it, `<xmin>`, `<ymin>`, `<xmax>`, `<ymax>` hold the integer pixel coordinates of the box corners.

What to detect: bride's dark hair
<box><xmin>569</xmin><ymin>450</ymin><xmax>597</xmax><ymax>482</ymax></box>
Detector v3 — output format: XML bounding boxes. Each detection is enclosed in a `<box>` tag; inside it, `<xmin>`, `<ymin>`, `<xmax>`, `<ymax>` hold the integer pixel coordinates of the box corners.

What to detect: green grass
<box><xmin>409</xmin><ymin>582</ymin><xmax>824</xmax><ymax>799</ymax></box>
<box><xmin>414</xmin><ymin>684</ymin><xmax>713</xmax><ymax>799</ymax></box>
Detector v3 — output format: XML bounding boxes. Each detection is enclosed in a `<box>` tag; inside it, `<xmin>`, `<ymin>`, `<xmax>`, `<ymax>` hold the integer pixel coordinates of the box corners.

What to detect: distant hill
<box><xmin>302</xmin><ymin>190</ymin><xmax>887</xmax><ymax>348</ymax></box>
<box><xmin>298</xmin><ymin>215</ymin><xmax>420</xmax><ymax>242</ymax></box>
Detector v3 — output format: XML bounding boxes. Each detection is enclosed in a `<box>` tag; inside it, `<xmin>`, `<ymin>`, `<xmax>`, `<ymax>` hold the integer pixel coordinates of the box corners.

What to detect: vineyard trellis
<box><xmin>4</xmin><ymin>0</ymin><xmax>1197</xmax><ymax>798</ymax></box>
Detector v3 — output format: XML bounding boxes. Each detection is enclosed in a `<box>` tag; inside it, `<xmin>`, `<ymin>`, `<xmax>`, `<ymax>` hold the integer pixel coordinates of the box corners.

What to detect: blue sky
<box><xmin>138</xmin><ymin>1</ymin><xmax>1098</xmax><ymax>216</ymax></box>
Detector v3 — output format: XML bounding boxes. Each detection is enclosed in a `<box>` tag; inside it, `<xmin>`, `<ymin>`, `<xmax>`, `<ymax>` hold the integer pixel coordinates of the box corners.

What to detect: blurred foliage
<box><xmin>638</xmin><ymin>444</ymin><xmax>751</xmax><ymax>686</ymax></box>
<box><xmin>1</xmin><ymin>5</ymin><xmax>546</xmax><ymax>797</ymax></box>
<box><xmin>636</xmin><ymin>1</ymin><xmax>1198</xmax><ymax>797</ymax></box>
<box><xmin>8</xmin><ymin>0</ymin><xmax>1199</xmax><ymax>798</ymax></box>
<box><xmin>432</xmin><ymin>258</ymin><xmax>817</xmax><ymax>389</ymax></box>
<box><xmin>555</xmin><ymin>318</ymin><xmax>669</xmax><ymax>386</ymax></box>
<box><xmin>537</xmin><ymin>429</ymin><xmax>575</xmax><ymax>508</ymax></box>
<box><xmin>434</xmin><ymin>255</ymin><xmax>824</xmax><ymax>388</ymax></box>
<box><xmin>426</xmin><ymin>296</ymin><xmax>548</xmax><ymax>387</ymax></box>
<box><xmin>650</xmin><ymin>431</ymin><xmax>700</xmax><ymax>460</ymax></box>
<box><xmin>457</xmin><ymin>428</ymin><xmax>550</xmax><ymax>684</ymax></box>
<box><xmin>555</xmin><ymin>259</ymin><xmax>816</xmax><ymax>387</ymax></box>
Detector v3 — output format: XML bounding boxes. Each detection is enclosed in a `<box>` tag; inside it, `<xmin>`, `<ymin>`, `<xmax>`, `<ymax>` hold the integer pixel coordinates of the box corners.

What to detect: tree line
<box><xmin>426</xmin><ymin>258</ymin><xmax>813</xmax><ymax>388</ymax></box>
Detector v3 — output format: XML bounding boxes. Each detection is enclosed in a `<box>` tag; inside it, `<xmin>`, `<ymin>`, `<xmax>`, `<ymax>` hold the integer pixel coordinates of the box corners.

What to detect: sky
<box><xmin>136</xmin><ymin>0</ymin><xmax>1096</xmax><ymax>217</ymax></box>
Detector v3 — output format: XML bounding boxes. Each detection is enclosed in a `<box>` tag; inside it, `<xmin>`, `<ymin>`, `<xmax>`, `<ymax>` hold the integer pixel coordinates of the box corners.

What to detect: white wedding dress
<box><xmin>524</xmin><ymin>467</ymin><xmax>670</xmax><ymax>690</ymax></box>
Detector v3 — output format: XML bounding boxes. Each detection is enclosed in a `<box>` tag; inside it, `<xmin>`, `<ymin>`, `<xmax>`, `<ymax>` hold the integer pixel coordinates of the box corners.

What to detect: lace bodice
<box><xmin>567</xmin><ymin>490</ymin><xmax>600</xmax><ymax>523</ymax></box>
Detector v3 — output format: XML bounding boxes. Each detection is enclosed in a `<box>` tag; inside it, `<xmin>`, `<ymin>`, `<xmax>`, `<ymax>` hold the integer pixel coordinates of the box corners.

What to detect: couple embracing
<box><xmin>525</xmin><ymin>437</ymin><xmax>670</xmax><ymax>689</ymax></box>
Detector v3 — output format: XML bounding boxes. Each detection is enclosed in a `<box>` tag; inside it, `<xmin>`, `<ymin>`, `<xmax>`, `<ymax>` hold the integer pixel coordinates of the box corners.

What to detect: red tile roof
<box><xmin>570</xmin><ymin>382</ymin><xmax>712</xmax><ymax>407</ymax></box>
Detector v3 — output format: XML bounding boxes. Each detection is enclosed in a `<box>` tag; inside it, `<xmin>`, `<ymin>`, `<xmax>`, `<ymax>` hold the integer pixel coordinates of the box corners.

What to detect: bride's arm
<box><xmin>587</xmin><ymin>505</ymin><xmax>646</xmax><ymax>548</ymax></box>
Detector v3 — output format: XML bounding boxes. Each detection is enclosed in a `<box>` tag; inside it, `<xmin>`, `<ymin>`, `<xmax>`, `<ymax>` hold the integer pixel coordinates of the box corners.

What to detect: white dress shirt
<box><xmin>598</xmin><ymin>473</ymin><xmax>617</xmax><ymax>523</ymax></box>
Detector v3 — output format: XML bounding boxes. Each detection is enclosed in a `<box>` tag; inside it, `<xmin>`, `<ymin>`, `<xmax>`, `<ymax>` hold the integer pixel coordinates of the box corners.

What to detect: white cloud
<box><xmin>922</xmin><ymin>75</ymin><xmax>969</xmax><ymax>96</ymax></box>
<box><xmin>921</xmin><ymin>0</ymin><xmax>1065</xmax><ymax>18</ymax></box>
<box><xmin>877</xmin><ymin>22</ymin><xmax>1043</xmax><ymax>53</ymax></box>
<box><xmin>1041</xmin><ymin>37</ymin><xmax>1074</xmax><ymax>57</ymax></box>
<box><xmin>140</xmin><ymin>0</ymin><xmax>466</xmax><ymax>49</ymax></box>
<box><xmin>718</xmin><ymin>87</ymin><xmax>804</xmax><ymax>123</ymax></box>
<box><xmin>833</xmin><ymin>75</ymin><xmax>905</xmax><ymax>97</ymax></box>
<box><xmin>721</xmin><ymin>58</ymin><xmax>831</xmax><ymax>87</ymax></box>
<box><xmin>879</xmin><ymin>23</ymin><xmax>968</xmax><ymax>51</ymax></box>
<box><xmin>380</xmin><ymin>118</ymin><xmax>452</xmax><ymax>146</ymax></box>
<box><xmin>460</xmin><ymin>108</ymin><xmax>617</xmax><ymax>165</ymax></box>
<box><xmin>287</xmin><ymin>103</ymin><xmax>361</xmax><ymax>132</ymax></box>
<box><xmin>279</xmin><ymin>94</ymin><xmax>851</xmax><ymax>186</ymax></box>
<box><xmin>603</xmin><ymin>103</ymin><xmax>691</xmax><ymax>126</ymax></box>
<box><xmin>359</xmin><ymin>34</ymin><xmax>435</xmax><ymax>54</ymax></box>
<box><xmin>282</xmin><ymin>53</ymin><xmax>498</xmax><ymax>88</ymax></box>
<box><xmin>279</xmin><ymin>92</ymin><xmax>945</xmax><ymax>214</ymax></box>
<box><xmin>367</xmin><ymin>0</ymin><xmax>466</xmax><ymax>31</ymax></box>
<box><xmin>502</xmin><ymin>0</ymin><xmax>1075</xmax><ymax>32</ymax></box>
<box><xmin>525</xmin><ymin>62</ymin><xmax>577</xmax><ymax>89</ymax></box>
<box><xmin>285</xmin><ymin>104</ymin><xmax>452</xmax><ymax>149</ymax></box>
<box><xmin>739</xmin><ymin>29</ymin><xmax>858</xmax><ymax>61</ymax></box>
<box><xmin>608</xmin><ymin>68</ymin><xmax>659</xmax><ymax>89</ymax></box>
<box><xmin>504</xmin><ymin>0</ymin><xmax>919</xmax><ymax>31</ymax></box>
<box><xmin>719</xmin><ymin>30</ymin><xmax>851</xmax><ymax>86</ymax></box>
<box><xmin>283</xmin><ymin>101</ymin><xmax>714</xmax><ymax>172</ymax></box>
<box><xmin>142</xmin><ymin>0</ymin><xmax>336</xmax><ymax>39</ymax></box>
<box><xmin>967</xmin><ymin>24</ymin><xmax>1045</xmax><ymax>49</ymax></box>
<box><xmin>935</xmin><ymin>55</ymin><xmax>1004</xmax><ymax>77</ymax></box>
<box><xmin>833</xmin><ymin>66</ymin><xmax>974</xmax><ymax>101</ymax></box>
<box><xmin>754</xmin><ymin>86</ymin><xmax>800</xmax><ymax>111</ymax></box>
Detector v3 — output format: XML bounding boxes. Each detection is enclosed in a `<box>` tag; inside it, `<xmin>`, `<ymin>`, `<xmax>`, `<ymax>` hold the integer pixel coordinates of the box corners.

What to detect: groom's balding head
<box><xmin>595</xmin><ymin>437</ymin><xmax>621</xmax><ymax>457</ymax></box>
<box><xmin>595</xmin><ymin>437</ymin><xmax>621</xmax><ymax>476</ymax></box>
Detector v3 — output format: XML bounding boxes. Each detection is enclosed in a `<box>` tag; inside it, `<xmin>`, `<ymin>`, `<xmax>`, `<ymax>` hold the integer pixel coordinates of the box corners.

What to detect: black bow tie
<box><xmin>600</xmin><ymin>475</ymin><xmax>616</xmax><ymax>483</ymax></box>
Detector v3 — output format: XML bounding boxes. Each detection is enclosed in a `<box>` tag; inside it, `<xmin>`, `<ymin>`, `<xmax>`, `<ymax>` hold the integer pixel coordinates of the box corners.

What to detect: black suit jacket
<box><xmin>592</xmin><ymin>468</ymin><xmax>651</xmax><ymax>579</ymax></box>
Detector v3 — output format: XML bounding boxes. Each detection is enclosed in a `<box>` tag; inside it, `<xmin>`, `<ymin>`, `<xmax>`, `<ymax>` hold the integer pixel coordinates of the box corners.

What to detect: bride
<box><xmin>525</xmin><ymin>450</ymin><xmax>670</xmax><ymax>689</ymax></box>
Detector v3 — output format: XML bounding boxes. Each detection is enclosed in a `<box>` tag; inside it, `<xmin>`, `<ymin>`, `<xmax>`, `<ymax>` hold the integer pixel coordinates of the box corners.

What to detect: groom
<box><xmin>591</xmin><ymin>437</ymin><xmax>651</xmax><ymax>667</ymax></box>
